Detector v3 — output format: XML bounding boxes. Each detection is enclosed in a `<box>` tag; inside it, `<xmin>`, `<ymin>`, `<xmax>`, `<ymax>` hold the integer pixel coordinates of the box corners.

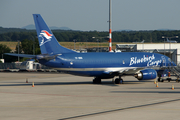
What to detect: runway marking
<box><xmin>59</xmin><ymin>98</ymin><xmax>180</xmax><ymax>120</ymax></box>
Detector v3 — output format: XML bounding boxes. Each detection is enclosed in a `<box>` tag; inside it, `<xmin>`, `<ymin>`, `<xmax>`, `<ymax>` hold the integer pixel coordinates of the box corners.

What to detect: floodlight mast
<box><xmin>109</xmin><ymin>0</ymin><xmax>112</xmax><ymax>52</ymax></box>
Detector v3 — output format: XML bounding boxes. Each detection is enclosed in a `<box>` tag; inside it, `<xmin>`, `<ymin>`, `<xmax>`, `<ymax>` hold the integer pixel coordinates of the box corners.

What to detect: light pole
<box><xmin>86</xmin><ymin>39</ymin><xmax>88</xmax><ymax>48</ymax></box>
<box><xmin>92</xmin><ymin>36</ymin><xmax>109</xmax><ymax>52</ymax></box>
<box><xmin>73</xmin><ymin>39</ymin><xmax>77</xmax><ymax>50</ymax></box>
<box><xmin>108</xmin><ymin>0</ymin><xmax>112</xmax><ymax>52</ymax></box>
<box><xmin>96</xmin><ymin>39</ymin><xmax>99</xmax><ymax>52</ymax></box>
<box><xmin>162</xmin><ymin>36</ymin><xmax>166</xmax><ymax>55</ymax></box>
<box><xmin>32</xmin><ymin>36</ymin><xmax>35</xmax><ymax>55</ymax></box>
<box><xmin>18</xmin><ymin>40</ymin><xmax>19</xmax><ymax>62</ymax></box>
<box><xmin>2</xmin><ymin>49</ymin><xmax>3</xmax><ymax>62</ymax></box>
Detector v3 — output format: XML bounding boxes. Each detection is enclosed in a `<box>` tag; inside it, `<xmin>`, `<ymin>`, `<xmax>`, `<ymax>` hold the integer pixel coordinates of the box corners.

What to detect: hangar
<box><xmin>116</xmin><ymin>43</ymin><xmax>180</xmax><ymax>65</ymax></box>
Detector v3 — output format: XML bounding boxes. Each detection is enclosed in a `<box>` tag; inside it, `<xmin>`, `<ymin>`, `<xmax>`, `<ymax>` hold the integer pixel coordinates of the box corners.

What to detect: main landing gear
<box><xmin>93</xmin><ymin>76</ymin><xmax>124</xmax><ymax>84</ymax></box>
<box><xmin>114</xmin><ymin>76</ymin><xmax>123</xmax><ymax>84</ymax></box>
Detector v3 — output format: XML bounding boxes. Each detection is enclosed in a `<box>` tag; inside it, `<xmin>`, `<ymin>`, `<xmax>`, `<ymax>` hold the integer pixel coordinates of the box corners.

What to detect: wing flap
<box><xmin>104</xmin><ymin>67</ymin><xmax>145</xmax><ymax>76</ymax></box>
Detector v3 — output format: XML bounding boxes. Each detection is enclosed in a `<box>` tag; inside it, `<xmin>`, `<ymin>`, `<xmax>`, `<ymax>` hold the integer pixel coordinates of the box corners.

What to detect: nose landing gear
<box><xmin>93</xmin><ymin>77</ymin><xmax>101</xmax><ymax>84</ymax></box>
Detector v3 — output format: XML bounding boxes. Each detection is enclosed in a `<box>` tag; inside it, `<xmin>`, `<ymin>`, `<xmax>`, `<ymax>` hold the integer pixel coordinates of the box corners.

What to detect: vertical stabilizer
<box><xmin>33</xmin><ymin>14</ymin><xmax>76</xmax><ymax>55</ymax></box>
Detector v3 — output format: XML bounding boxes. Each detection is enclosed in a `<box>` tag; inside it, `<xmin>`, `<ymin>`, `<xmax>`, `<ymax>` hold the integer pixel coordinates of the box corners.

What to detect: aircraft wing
<box><xmin>104</xmin><ymin>67</ymin><xmax>145</xmax><ymax>76</ymax></box>
<box><xmin>4</xmin><ymin>53</ymin><xmax>36</xmax><ymax>58</ymax></box>
<box><xmin>120</xmin><ymin>67</ymin><xmax>144</xmax><ymax>75</ymax></box>
<box><xmin>105</xmin><ymin>65</ymin><xmax>164</xmax><ymax>76</ymax></box>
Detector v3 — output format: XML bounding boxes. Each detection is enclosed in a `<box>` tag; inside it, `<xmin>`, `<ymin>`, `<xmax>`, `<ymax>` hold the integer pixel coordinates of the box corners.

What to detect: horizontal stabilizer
<box><xmin>5</xmin><ymin>53</ymin><xmax>60</xmax><ymax>61</ymax></box>
<box><xmin>36</xmin><ymin>54</ymin><xmax>60</xmax><ymax>60</ymax></box>
<box><xmin>5</xmin><ymin>53</ymin><xmax>36</xmax><ymax>58</ymax></box>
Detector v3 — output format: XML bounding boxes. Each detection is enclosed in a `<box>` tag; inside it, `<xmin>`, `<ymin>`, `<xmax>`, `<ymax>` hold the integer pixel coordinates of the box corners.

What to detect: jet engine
<box><xmin>135</xmin><ymin>69</ymin><xmax>157</xmax><ymax>80</ymax></box>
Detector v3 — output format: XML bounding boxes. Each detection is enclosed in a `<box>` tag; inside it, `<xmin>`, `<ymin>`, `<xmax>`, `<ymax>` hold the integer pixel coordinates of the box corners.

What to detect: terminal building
<box><xmin>116</xmin><ymin>43</ymin><xmax>180</xmax><ymax>65</ymax></box>
<box><xmin>71</xmin><ymin>43</ymin><xmax>180</xmax><ymax>65</ymax></box>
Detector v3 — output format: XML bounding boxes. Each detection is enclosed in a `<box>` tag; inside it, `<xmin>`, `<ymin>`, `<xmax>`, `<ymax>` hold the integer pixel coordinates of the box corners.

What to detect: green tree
<box><xmin>0</xmin><ymin>44</ymin><xmax>16</xmax><ymax>62</ymax></box>
<box><xmin>0</xmin><ymin>44</ymin><xmax>11</xmax><ymax>58</ymax></box>
<box><xmin>15</xmin><ymin>38</ymin><xmax>40</xmax><ymax>55</ymax></box>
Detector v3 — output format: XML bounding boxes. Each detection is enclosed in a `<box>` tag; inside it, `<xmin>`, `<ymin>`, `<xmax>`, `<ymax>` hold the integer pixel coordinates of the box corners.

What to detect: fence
<box><xmin>0</xmin><ymin>63</ymin><xmax>21</xmax><ymax>69</ymax></box>
<box><xmin>0</xmin><ymin>63</ymin><xmax>57</xmax><ymax>72</ymax></box>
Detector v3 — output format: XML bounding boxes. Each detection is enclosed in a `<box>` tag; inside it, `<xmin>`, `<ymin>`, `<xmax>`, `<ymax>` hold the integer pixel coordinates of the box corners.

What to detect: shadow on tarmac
<box><xmin>0</xmin><ymin>80</ymin><xmax>143</xmax><ymax>87</ymax></box>
<box><xmin>111</xmin><ymin>90</ymin><xmax>180</xmax><ymax>93</ymax></box>
<box><xmin>0</xmin><ymin>81</ymin><xmax>118</xmax><ymax>87</ymax></box>
<box><xmin>59</xmin><ymin>98</ymin><xmax>180</xmax><ymax>120</ymax></box>
<box><xmin>130</xmin><ymin>87</ymin><xmax>180</xmax><ymax>90</ymax></box>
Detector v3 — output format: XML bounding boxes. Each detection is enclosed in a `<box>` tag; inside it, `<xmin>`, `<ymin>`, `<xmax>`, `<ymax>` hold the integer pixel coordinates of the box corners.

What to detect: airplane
<box><xmin>132</xmin><ymin>40</ymin><xmax>145</xmax><ymax>43</ymax></box>
<box><xmin>5</xmin><ymin>14</ymin><xmax>176</xmax><ymax>84</ymax></box>
<box><xmin>166</xmin><ymin>38</ymin><xmax>177</xmax><ymax>43</ymax></box>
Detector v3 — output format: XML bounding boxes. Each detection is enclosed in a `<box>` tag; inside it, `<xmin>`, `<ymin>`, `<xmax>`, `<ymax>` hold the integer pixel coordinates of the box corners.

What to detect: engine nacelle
<box><xmin>135</xmin><ymin>69</ymin><xmax>157</xmax><ymax>80</ymax></box>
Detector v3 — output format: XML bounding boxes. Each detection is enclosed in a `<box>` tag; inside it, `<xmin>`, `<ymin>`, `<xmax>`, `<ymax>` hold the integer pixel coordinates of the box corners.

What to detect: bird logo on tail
<box><xmin>39</xmin><ymin>30</ymin><xmax>53</xmax><ymax>46</ymax></box>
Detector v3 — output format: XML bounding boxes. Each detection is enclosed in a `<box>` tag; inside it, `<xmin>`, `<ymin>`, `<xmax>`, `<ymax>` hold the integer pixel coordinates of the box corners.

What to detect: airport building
<box><xmin>116</xmin><ymin>43</ymin><xmax>180</xmax><ymax>65</ymax></box>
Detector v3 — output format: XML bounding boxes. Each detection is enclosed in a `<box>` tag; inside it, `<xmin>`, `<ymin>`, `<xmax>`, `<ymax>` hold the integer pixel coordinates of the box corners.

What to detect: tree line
<box><xmin>0</xmin><ymin>28</ymin><xmax>180</xmax><ymax>43</ymax></box>
<box><xmin>1</xmin><ymin>28</ymin><xmax>180</xmax><ymax>62</ymax></box>
<box><xmin>0</xmin><ymin>38</ymin><xmax>40</xmax><ymax>62</ymax></box>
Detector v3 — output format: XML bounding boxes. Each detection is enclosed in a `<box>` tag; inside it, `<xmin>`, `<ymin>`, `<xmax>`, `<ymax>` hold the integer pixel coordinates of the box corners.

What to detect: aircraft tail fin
<box><xmin>33</xmin><ymin>14</ymin><xmax>76</xmax><ymax>55</ymax></box>
<box><xmin>141</xmin><ymin>40</ymin><xmax>145</xmax><ymax>43</ymax></box>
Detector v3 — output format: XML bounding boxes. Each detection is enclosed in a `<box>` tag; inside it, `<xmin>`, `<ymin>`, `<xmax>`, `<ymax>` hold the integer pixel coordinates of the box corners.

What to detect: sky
<box><xmin>0</xmin><ymin>0</ymin><xmax>180</xmax><ymax>31</ymax></box>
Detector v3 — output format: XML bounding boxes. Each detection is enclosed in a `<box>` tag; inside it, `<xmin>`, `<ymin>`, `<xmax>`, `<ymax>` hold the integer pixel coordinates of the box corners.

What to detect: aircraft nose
<box><xmin>172</xmin><ymin>61</ymin><xmax>177</xmax><ymax>66</ymax></box>
<box><xmin>168</xmin><ymin>60</ymin><xmax>176</xmax><ymax>66</ymax></box>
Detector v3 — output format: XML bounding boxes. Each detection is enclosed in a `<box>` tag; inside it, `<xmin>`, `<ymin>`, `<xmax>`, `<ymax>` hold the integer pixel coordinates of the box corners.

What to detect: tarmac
<box><xmin>0</xmin><ymin>72</ymin><xmax>180</xmax><ymax>120</ymax></box>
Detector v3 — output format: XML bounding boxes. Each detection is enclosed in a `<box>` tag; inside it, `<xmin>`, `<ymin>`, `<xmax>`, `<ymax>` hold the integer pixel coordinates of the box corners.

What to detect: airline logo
<box><xmin>129</xmin><ymin>54</ymin><xmax>162</xmax><ymax>66</ymax></box>
<box><xmin>39</xmin><ymin>30</ymin><xmax>53</xmax><ymax>46</ymax></box>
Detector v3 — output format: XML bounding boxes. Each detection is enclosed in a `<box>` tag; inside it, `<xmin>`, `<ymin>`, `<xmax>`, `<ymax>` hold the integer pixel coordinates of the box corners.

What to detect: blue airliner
<box><xmin>6</xmin><ymin>14</ymin><xmax>176</xmax><ymax>84</ymax></box>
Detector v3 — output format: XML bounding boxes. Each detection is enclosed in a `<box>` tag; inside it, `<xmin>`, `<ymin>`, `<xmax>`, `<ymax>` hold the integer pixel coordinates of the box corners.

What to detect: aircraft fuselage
<box><xmin>38</xmin><ymin>52</ymin><xmax>173</xmax><ymax>78</ymax></box>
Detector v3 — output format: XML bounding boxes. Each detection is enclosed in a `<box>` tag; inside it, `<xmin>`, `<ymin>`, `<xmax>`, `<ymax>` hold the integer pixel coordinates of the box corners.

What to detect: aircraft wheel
<box><xmin>167</xmin><ymin>78</ymin><xmax>171</xmax><ymax>82</ymax></box>
<box><xmin>120</xmin><ymin>79</ymin><xmax>123</xmax><ymax>84</ymax></box>
<box><xmin>158</xmin><ymin>77</ymin><xmax>161</xmax><ymax>82</ymax></box>
<box><xmin>115</xmin><ymin>78</ymin><xmax>120</xmax><ymax>84</ymax></box>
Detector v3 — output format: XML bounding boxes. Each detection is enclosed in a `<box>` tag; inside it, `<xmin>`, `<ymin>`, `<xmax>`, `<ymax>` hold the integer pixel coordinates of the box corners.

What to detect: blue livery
<box><xmin>5</xmin><ymin>14</ymin><xmax>176</xmax><ymax>84</ymax></box>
